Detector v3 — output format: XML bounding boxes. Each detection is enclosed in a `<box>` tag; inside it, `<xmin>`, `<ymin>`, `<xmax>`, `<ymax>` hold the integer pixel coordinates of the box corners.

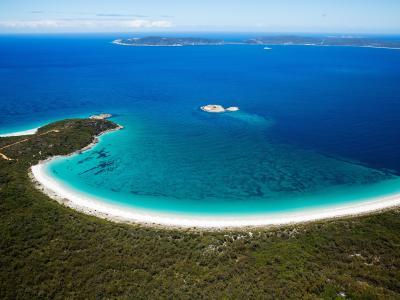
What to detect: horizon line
<box><xmin>1</xmin><ymin>31</ymin><xmax>400</xmax><ymax>36</ymax></box>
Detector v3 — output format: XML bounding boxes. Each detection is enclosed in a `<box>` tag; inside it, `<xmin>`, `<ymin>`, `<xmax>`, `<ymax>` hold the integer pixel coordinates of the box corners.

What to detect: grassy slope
<box><xmin>0</xmin><ymin>119</ymin><xmax>399</xmax><ymax>299</ymax></box>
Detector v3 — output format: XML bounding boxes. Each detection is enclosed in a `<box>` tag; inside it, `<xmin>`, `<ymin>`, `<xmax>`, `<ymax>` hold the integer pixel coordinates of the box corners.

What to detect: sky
<box><xmin>0</xmin><ymin>0</ymin><xmax>400</xmax><ymax>34</ymax></box>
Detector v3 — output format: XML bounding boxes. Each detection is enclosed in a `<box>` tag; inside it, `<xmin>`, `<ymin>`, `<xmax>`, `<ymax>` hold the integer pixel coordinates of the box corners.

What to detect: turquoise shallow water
<box><xmin>1</xmin><ymin>35</ymin><xmax>400</xmax><ymax>216</ymax></box>
<box><xmin>44</xmin><ymin>111</ymin><xmax>400</xmax><ymax>215</ymax></box>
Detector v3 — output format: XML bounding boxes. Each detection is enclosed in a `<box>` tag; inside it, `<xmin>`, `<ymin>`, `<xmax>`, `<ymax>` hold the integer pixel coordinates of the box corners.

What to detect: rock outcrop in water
<box><xmin>200</xmin><ymin>104</ymin><xmax>240</xmax><ymax>113</ymax></box>
<box><xmin>90</xmin><ymin>114</ymin><xmax>112</xmax><ymax>120</ymax></box>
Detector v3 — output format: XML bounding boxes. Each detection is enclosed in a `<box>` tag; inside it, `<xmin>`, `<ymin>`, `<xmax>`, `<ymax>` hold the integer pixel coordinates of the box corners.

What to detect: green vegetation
<box><xmin>1</xmin><ymin>118</ymin><xmax>400</xmax><ymax>299</ymax></box>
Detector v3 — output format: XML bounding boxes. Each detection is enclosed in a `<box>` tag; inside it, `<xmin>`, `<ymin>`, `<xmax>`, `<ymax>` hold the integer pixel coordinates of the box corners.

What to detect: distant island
<box><xmin>246</xmin><ymin>35</ymin><xmax>400</xmax><ymax>49</ymax></box>
<box><xmin>113</xmin><ymin>35</ymin><xmax>400</xmax><ymax>49</ymax></box>
<box><xmin>112</xmin><ymin>36</ymin><xmax>224</xmax><ymax>46</ymax></box>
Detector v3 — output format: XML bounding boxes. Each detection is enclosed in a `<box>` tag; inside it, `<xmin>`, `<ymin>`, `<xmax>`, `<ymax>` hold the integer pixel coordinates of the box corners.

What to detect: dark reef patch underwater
<box><xmin>1</xmin><ymin>34</ymin><xmax>400</xmax><ymax>217</ymax></box>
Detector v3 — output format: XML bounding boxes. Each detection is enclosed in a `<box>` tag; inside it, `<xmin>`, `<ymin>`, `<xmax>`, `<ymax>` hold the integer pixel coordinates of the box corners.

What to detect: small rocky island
<box><xmin>200</xmin><ymin>104</ymin><xmax>240</xmax><ymax>113</ymax></box>
<box><xmin>89</xmin><ymin>113</ymin><xmax>113</xmax><ymax>120</ymax></box>
<box><xmin>112</xmin><ymin>36</ymin><xmax>224</xmax><ymax>46</ymax></box>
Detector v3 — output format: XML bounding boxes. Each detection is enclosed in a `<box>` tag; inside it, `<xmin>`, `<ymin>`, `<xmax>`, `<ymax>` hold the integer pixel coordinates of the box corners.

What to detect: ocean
<box><xmin>1</xmin><ymin>34</ymin><xmax>400</xmax><ymax>216</ymax></box>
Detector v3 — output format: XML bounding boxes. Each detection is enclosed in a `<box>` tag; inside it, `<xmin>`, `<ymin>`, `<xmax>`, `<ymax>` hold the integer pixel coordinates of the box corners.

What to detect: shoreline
<box><xmin>0</xmin><ymin>127</ymin><xmax>39</xmax><ymax>137</ymax></box>
<box><xmin>30</xmin><ymin>127</ymin><xmax>400</xmax><ymax>229</ymax></box>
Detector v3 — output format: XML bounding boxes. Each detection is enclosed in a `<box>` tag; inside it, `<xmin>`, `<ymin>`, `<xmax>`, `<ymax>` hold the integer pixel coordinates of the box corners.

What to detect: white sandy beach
<box><xmin>0</xmin><ymin>127</ymin><xmax>39</xmax><ymax>137</ymax></box>
<box><xmin>30</xmin><ymin>159</ymin><xmax>400</xmax><ymax>229</ymax></box>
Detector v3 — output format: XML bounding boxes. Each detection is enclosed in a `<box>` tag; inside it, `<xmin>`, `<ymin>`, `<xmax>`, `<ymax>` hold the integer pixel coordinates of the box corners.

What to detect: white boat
<box><xmin>264</xmin><ymin>46</ymin><xmax>272</xmax><ymax>50</ymax></box>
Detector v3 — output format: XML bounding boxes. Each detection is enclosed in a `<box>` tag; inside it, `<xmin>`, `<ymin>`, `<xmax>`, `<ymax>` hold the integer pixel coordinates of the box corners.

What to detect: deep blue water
<box><xmin>1</xmin><ymin>34</ymin><xmax>400</xmax><ymax>215</ymax></box>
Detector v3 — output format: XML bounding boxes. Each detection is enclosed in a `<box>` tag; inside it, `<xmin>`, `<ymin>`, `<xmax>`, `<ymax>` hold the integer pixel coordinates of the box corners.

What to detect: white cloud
<box><xmin>123</xmin><ymin>20</ymin><xmax>172</xmax><ymax>28</ymax></box>
<box><xmin>0</xmin><ymin>19</ymin><xmax>173</xmax><ymax>29</ymax></box>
